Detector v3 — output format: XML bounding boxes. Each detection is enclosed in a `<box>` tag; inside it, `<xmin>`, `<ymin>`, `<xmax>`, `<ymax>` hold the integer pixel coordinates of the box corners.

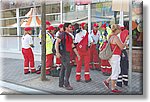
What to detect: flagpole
<box><xmin>129</xmin><ymin>0</ymin><xmax>133</xmax><ymax>92</ymax></box>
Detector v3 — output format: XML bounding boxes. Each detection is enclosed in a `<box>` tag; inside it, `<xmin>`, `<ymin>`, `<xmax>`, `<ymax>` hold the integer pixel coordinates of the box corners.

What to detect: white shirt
<box><xmin>56</xmin><ymin>31</ymin><xmax>60</xmax><ymax>37</ymax></box>
<box><xmin>90</xmin><ymin>30</ymin><xmax>101</xmax><ymax>44</ymax></box>
<box><xmin>75</xmin><ymin>30</ymin><xmax>93</xmax><ymax>46</ymax></box>
<box><xmin>22</xmin><ymin>34</ymin><xmax>33</xmax><ymax>49</ymax></box>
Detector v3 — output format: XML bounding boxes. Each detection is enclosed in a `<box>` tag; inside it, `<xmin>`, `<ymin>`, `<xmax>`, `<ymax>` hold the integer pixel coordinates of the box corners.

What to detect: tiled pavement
<box><xmin>0</xmin><ymin>58</ymin><xmax>143</xmax><ymax>95</ymax></box>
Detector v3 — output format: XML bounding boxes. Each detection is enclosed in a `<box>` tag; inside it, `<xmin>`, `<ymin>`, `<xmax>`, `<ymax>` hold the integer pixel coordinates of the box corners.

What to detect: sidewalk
<box><xmin>0</xmin><ymin>58</ymin><xmax>143</xmax><ymax>95</ymax></box>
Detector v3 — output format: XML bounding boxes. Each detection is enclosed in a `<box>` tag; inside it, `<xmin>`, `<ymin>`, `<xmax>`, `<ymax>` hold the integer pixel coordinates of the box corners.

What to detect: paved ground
<box><xmin>0</xmin><ymin>87</ymin><xmax>22</xmax><ymax>95</ymax></box>
<box><xmin>0</xmin><ymin>58</ymin><xmax>143</xmax><ymax>95</ymax></box>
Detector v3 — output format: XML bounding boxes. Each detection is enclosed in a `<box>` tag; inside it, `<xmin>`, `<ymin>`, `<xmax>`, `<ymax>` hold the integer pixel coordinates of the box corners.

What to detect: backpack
<box><xmin>50</xmin><ymin>67</ymin><xmax>60</xmax><ymax>77</ymax></box>
<box><xmin>99</xmin><ymin>36</ymin><xmax>117</xmax><ymax>60</ymax></box>
<box><xmin>52</xmin><ymin>32</ymin><xmax>66</xmax><ymax>55</ymax></box>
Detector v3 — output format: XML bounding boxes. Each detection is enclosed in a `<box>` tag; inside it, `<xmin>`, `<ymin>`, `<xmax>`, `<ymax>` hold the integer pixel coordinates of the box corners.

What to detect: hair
<box><xmin>24</xmin><ymin>31</ymin><xmax>31</xmax><ymax>35</ymax></box>
<box><xmin>63</xmin><ymin>23</ymin><xmax>72</xmax><ymax>31</ymax></box>
<box><xmin>111</xmin><ymin>24</ymin><xmax>120</xmax><ymax>33</ymax></box>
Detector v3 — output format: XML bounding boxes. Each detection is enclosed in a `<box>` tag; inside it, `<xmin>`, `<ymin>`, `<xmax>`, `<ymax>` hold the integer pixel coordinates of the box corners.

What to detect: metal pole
<box><xmin>16</xmin><ymin>8</ymin><xmax>20</xmax><ymax>51</ymax></box>
<box><xmin>41</xmin><ymin>1</ymin><xmax>46</xmax><ymax>81</ymax></box>
<box><xmin>114</xmin><ymin>11</ymin><xmax>117</xmax><ymax>24</ymax></box>
<box><xmin>129</xmin><ymin>0</ymin><xmax>132</xmax><ymax>92</ymax></box>
<box><xmin>60</xmin><ymin>0</ymin><xmax>63</xmax><ymax>24</ymax></box>
<box><xmin>88</xmin><ymin>3</ymin><xmax>91</xmax><ymax>33</ymax></box>
<box><xmin>119</xmin><ymin>0</ymin><xmax>124</xmax><ymax>26</ymax></box>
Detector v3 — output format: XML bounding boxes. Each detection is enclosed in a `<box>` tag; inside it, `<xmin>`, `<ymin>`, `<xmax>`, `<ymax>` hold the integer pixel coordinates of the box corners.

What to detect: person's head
<box><xmin>70</xmin><ymin>25</ymin><xmax>75</xmax><ymax>33</ymax></box>
<box><xmin>93</xmin><ymin>23</ymin><xmax>99</xmax><ymax>31</ymax></box>
<box><xmin>63</xmin><ymin>23</ymin><xmax>72</xmax><ymax>33</ymax></box>
<box><xmin>101</xmin><ymin>23</ymin><xmax>106</xmax><ymax>31</ymax></box>
<box><xmin>80</xmin><ymin>22</ymin><xmax>87</xmax><ymax>30</ymax></box>
<box><xmin>24</xmin><ymin>27</ymin><xmax>32</xmax><ymax>35</ymax></box>
<box><xmin>58</xmin><ymin>24</ymin><xmax>64</xmax><ymax>32</ymax></box>
<box><xmin>46</xmin><ymin>20</ymin><xmax>51</xmax><ymax>28</ymax></box>
<box><xmin>111</xmin><ymin>24</ymin><xmax>121</xmax><ymax>35</ymax></box>
<box><xmin>47</xmin><ymin>26</ymin><xmax>56</xmax><ymax>34</ymax></box>
<box><xmin>120</xmin><ymin>26</ymin><xmax>126</xmax><ymax>31</ymax></box>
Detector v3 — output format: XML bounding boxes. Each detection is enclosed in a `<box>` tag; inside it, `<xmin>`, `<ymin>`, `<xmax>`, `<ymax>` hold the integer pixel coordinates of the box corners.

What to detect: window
<box><xmin>46</xmin><ymin>3</ymin><xmax>60</xmax><ymax>14</ymax></box>
<box><xmin>1</xmin><ymin>9</ymin><xmax>16</xmax><ymax>18</ymax></box>
<box><xmin>46</xmin><ymin>14</ymin><xmax>61</xmax><ymax>24</ymax></box>
<box><xmin>0</xmin><ymin>9</ymin><xmax>17</xmax><ymax>36</ymax></box>
<box><xmin>0</xmin><ymin>28</ymin><xmax>17</xmax><ymax>36</ymax></box>
<box><xmin>91</xmin><ymin>1</ymin><xmax>113</xmax><ymax>24</ymax></box>
<box><xmin>63</xmin><ymin>1</ymin><xmax>88</xmax><ymax>23</ymax></box>
<box><xmin>0</xmin><ymin>18</ymin><xmax>17</xmax><ymax>27</ymax></box>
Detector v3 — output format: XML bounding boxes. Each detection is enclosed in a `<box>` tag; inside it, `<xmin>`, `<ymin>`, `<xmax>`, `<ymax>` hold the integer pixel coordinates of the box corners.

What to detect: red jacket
<box><xmin>77</xmin><ymin>32</ymin><xmax>88</xmax><ymax>52</ymax></box>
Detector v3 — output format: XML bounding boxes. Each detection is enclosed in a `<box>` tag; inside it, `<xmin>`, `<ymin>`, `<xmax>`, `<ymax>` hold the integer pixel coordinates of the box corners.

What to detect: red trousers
<box><xmin>22</xmin><ymin>48</ymin><xmax>34</xmax><ymax>68</ymax></box>
<box><xmin>22</xmin><ymin>48</ymin><xmax>35</xmax><ymax>73</ymax></box>
<box><xmin>90</xmin><ymin>44</ymin><xmax>100</xmax><ymax>69</ymax></box>
<box><xmin>100</xmin><ymin>60</ymin><xmax>112</xmax><ymax>74</ymax></box>
<box><xmin>46</xmin><ymin>54</ymin><xmax>54</xmax><ymax>70</ymax></box>
<box><xmin>76</xmin><ymin>49</ymin><xmax>91</xmax><ymax>81</ymax></box>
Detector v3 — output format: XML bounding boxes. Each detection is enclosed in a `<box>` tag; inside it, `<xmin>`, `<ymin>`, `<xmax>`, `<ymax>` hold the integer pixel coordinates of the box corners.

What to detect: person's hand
<box><xmin>77</xmin><ymin>54</ymin><xmax>80</xmax><ymax>61</ymax></box>
<box><xmin>124</xmin><ymin>35</ymin><xmax>129</xmax><ymax>44</ymax></box>
<box><xmin>56</xmin><ymin>52</ymin><xmax>61</xmax><ymax>58</ymax></box>
<box><xmin>30</xmin><ymin>44</ymin><xmax>35</xmax><ymax>48</ymax></box>
<box><xmin>126</xmin><ymin>35</ymin><xmax>129</xmax><ymax>41</ymax></box>
<box><xmin>91</xmin><ymin>42</ymin><xmax>94</xmax><ymax>45</ymax></box>
<box><xmin>99</xmin><ymin>46</ymin><xmax>101</xmax><ymax>51</ymax></box>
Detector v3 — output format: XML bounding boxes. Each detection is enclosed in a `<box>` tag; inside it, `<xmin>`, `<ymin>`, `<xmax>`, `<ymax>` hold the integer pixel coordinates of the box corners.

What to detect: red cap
<box><xmin>120</xmin><ymin>26</ymin><xmax>125</xmax><ymax>31</ymax></box>
<box><xmin>46</xmin><ymin>20</ymin><xmax>51</xmax><ymax>25</ymax></box>
<box><xmin>47</xmin><ymin>26</ymin><xmax>56</xmax><ymax>31</ymax></box>
<box><xmin>80</xmin><ymin>22</ymin><xmax>86</xmax><ymax>28</ymax></box>
<box><xmin>93</xmin><ymin>23</ymin><xmax>99</xmax><ymax>27</ymax></box>
<box><xmin>101</xmin><ymin>23</ymin><xmax>106</xmax><ymax>28</ymax></box>
<box><xmin>24</xmin><ymin>27</ymin><xmax>32</xmax><ymax>31</ymax></box>
<box><xmin>58</xmin><ymin>24</ymin><xmax>64</xmax><ymax>28</ymax></box>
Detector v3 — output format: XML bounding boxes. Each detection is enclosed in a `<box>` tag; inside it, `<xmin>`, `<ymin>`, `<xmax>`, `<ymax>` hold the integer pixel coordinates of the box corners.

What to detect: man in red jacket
<box><xmin>55</xmin><ymin>23</ymin><xmax>80</xmax><ymax>90</ymax></box>
<box><xmin>75</xmin><ymin>22</ymin><xmax>93</xmax><ymax>82</ymax></box>
<box><xmin>116</xmin><ymin>27</ymin><xmax>129</xmax><ymax>87</ymax></box>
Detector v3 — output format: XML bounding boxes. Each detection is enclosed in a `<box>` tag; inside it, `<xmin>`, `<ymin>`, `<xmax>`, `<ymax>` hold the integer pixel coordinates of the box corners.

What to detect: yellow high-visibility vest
<box><xmin>99</xmin><ymin>27</ymin><xmax>112</xmax><ymax>47</ymax></box>
<box><xmin>39</xmin><ymin>32</ymin><xmax>54</xmax><ymax>55</ymax></box>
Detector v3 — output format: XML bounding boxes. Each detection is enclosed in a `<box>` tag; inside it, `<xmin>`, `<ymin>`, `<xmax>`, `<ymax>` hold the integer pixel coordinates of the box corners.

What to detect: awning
<box><xmin>21</xmin><ymin>8</ymin><xmax>41</xmax><ymax>27</ymax></box>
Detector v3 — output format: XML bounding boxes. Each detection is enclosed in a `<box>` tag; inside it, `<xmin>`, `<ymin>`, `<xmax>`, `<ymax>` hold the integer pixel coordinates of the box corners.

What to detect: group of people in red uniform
<box><xmin>21</xmin><ymin>20</ymin><xmax>129</xmax><ymax>93</ymax></box>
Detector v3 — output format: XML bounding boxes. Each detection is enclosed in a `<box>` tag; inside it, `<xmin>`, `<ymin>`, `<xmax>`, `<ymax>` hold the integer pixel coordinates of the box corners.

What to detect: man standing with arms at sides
<box><xmin>22</xmin><ymin>27</ymin><xmax>36</xmax><ymax>74</ymax></box>
<box><xmin>89</xmin><ymin>23</ymin><xmax>101</xmax><ymax>71</ymax></box>
<box><xmin>55</xmin><ymin>23</ymin><xmax>80</xmax><ymax>90</ymax></box>
<box><xmin>75</xmin><ymin>22</ymin><xmax>93</xmax><ymax>82</ymax></box>
<box><xmin>37</xmin><ymin>26</ymin><xmax>56</xmax><ymax>75</ymax></box>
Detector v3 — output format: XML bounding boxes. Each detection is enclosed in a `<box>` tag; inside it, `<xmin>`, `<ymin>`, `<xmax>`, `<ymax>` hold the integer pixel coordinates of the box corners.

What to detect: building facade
<box><xmin>0</xmin><ymin>0</ymin><xmax>143</xmax><ymax>72</ymax></box>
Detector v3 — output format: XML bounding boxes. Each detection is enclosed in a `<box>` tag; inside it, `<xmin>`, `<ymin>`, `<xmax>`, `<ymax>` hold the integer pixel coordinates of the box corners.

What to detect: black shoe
<box><xmin>116</xmin><ymin>83</ymin><xmax>122</xmax><ymax>87</ymax></box>
<box><xmin>96</xmin><ymin>68</ymin><xmax>101</xmax><ymax>71</ymax></box>
<box><xmin>24</xmin><ymin>71</ymin><xmax>30</xmax><ymax>74</ymax></box>
<box><xmin>76</xmin><ymin>80</ymin><xmax>81</xmax><ymax>82</ymax></box>
<box><xmin>90</xmin><ymin>67</ymin><xmax>95</xmax><ymax>70</ymax></box>
<box><xmin>124</xmin><ymin>84</ymin><xmax>128</xmax><ymax>86</ymax></box>
<box><xmin>59</xmin><ymin>84</ymin><xmax>64</xmax><ymax>88</ymax></box>
<box><xmin>85</xmin><ymin>78</ymin><xmax>92</xmax><ymax>83</ymax></box>
<box><xmin>102</xmin><ymin>72</ymin><xmax>107</xmax><ymax>76</ymax></box>
<box><xmin>65</xmin><ymin>85</ymin><xmax>73</xmax><ymax>90</ymax></box>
